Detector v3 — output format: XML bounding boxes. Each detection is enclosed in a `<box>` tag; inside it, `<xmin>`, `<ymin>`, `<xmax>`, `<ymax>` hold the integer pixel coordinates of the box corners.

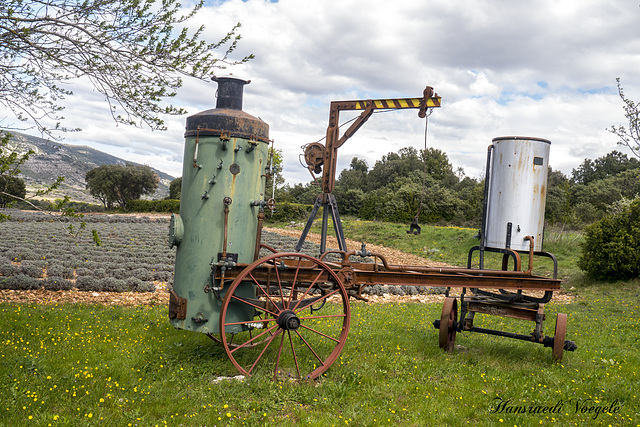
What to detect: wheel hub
<box><xmin>277</xmin><ymin>310</ymin><xmax>300</xmax><ymax>331</ymax></box>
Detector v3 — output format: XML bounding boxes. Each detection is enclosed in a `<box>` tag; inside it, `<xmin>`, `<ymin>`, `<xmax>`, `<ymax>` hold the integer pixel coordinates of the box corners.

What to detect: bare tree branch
<box><xmin>608</xmin><ymin>78</ymin><xmax>640</xmax><ymax>158</ymax></box>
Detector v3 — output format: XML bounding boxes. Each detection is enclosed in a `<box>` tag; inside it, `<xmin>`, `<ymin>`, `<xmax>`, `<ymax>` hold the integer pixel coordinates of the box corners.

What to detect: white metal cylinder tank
<box><xmin>484</xmin><ymin>136</ymin><xmax>550</xmax><ymax>252</ymax></box>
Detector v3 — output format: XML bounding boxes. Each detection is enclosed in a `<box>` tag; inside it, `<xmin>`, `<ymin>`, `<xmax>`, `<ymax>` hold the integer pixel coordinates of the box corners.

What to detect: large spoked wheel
<box><xmin>439</xmin><ymin>297</ymin><xmax>458</xmax><ymax>352</ymax></box>
<box><xmin>552</xmin><ymin>313</ymin><xmax>567</xmax><ymax>361</ymax></box>
<box><xmin>219</xmin><ymin>253</ymin><xmax>351</xmax><ymax>380</ymax></box>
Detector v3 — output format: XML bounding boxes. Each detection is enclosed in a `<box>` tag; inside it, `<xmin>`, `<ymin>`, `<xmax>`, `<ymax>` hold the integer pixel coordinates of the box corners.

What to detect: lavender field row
<box><xmin>0</xmin><ymin>210</ymin><xmax>436</xmax><ymax>296</ymax></box>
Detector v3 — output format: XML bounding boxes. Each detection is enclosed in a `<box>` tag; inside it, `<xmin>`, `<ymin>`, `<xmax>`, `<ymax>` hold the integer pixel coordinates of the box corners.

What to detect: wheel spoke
<box><xmin>290</xmin><ymin>269</ymin><xmax>326</xmax><ymax>312</ymax></box>
<box><xmin>295</xmin><ymin>329</ymin><xmax>326</xmax><ymax>365</ymax></box>
<box><xmin>228</xmin><ymin>324</ymin><xmax>280</xmax><ymax>355</ymax></box>
<box><xmin>273</xmin><ymin>330</ymin><xmax>287</xmax><ymax>379</ymax></box>
<box><xmin>288</xmin><ymin>330</ymin><xmax>302</xmax><ymax>378</ymax></box>
<box><xmin>248</xmin><ymin>272</ymin><xmax>282</xmax><ymax>315</ymax></box>
<box><xmin>286</xmin><ymin>257</ymin><xmax>303</xmax><ymax>308</ymax></box>
<box><xmin>270</xmin><ymin>258</ymin><xmax>287</xmax><ymax>309</ymax></box>
<box><xmin>230</xmin><ymin>293</ymin><xmax>279</xmax><ymax>318</ymax></box>
<box><xmin>246</xmin><ymin>329</ymin><xmax>282</xmax><ymax>374</ymax></box>
<box><xmin>298</xmin><ymin>323</ymin><xmax>341</xmax><ymax>343</ymax></box>
<box><xmin>293</xmin><ymin>288</ymin><xmax>342</xmax><ymax>314</ymax></box>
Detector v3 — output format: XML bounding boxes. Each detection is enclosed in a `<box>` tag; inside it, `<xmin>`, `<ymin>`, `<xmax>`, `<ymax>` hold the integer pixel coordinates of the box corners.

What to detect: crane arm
<box><xmin>311</xmin><ymin>86</ymin><xmax>441</xmax><ymax>194</ymax></box>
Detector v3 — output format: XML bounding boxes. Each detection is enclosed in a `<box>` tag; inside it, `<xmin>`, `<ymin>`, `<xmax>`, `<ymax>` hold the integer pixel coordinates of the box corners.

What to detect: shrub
<box><xmin>4</xmin><ymin>274</ymin><xmax>41</xmax><ymax>290</ymax></box>
<box><xmin>124</xmin><ymin>277</ymin><xmax>155</xmax><ymax>292</ymax></box>
<box><xmin>61</xmin><ymin>259</ymin><xmax>82</xmax><ymax>269</ymax></box>
<box><xmin>75</xmin><ymin>267</ymin><xmax>92</xmax><ymax>277</ymax></box>
<box><xmin>131</xmin><ymin>268</ymin><xmax>153</xmax><ymax>281</ymax></box>
<box><xmin>0</xmin><ymin>263</ymin><xmax>17</xmax><ymax>277</ymax></box>
<box><xmin>152</xmin><ymin>270</ymin><xmax>172</xmax><ymax>282</ymax></box>
<box><xmin>264</xmin><ymin>203</ymin><xmax>313</xmax><ymax>223</ymax></box>
<box><xmin>8</xmin><ymin>249</ymin><xmax>36</xmax><ymax>262</ymax></box>
<box><xmin>578</xmin><ymin>198</ymin><xmax>640</xmax><ymax>280</ymax></box>
<box><xmin>126</xmin><ymin>199</ymin><xmax>180</xmax><ymax>213</ymax></box>
<box><xmin>19</xmin><ymin>261</ymin><xmax>45</xmax><ymax>278</ymax></box>
<box><xmin>91</xmin><ymin>268</ymin><xmax>108</xmax><ymax>279</ymax></box>
<box><xmin>150</xmin><ymin>263</ymin><xmax>172</xmax><ymax>272</ymax></box>
<box><xmin>76</xmin><ymin>276</ymin><xmax>100</xmax><ymax>292</ymax></box>
<box><xmin>110</xmin><ymin>268</ymin><xmax>130</xmax><ymax>280</ymax></box>
<box><xmin>43</xmin><ymin>277</ymin><xmax>74</xmax><ymax>291</ymax></box>
<box><xmin>46</xmin><ymin>264</ymin><xmax>74</xmax><ymax>280</ymax></box>
<box><xmin>101</xmin><ymin>277</ymin><xmax>128</xmax><ymax>292</ymax></box>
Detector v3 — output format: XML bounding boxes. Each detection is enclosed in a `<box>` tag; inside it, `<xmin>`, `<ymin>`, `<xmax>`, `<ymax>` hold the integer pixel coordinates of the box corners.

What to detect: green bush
<box><xmin>126</xmin><ymin>199</ymin><xmax>180</xmax><ymax>213</ymax></box>
<box><xmin>578</xmin><ymin>198</ymin><xmax>640</xmax><ymax>280</ymax></box>
<box><xmin>264</xmin><ymin>202</ymin><xmax>314</xmax><ymax>223</ymax></box>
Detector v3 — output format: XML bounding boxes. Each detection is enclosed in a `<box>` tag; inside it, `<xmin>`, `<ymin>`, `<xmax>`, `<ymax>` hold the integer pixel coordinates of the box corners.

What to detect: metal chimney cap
<box><xmin>212</xmin><ymin>75</ymin><xmax>251</xmax><ymax>111</ymax></box>
<box><xmin>211</xmin><ymin>75</ymin><xmax>252</xmax><ymax>85</ymax></box>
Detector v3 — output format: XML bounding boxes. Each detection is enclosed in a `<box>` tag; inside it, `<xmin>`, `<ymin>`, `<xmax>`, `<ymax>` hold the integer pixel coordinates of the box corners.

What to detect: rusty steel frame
<box><xmin>215</xmin><ymin>249</ymin><xmax>561</xmax><ymax>295</ymax></box>
<box><xmin>219</xmin><ymin>243</ymin><xmax>575</xmax><ymax>364</ymax></box>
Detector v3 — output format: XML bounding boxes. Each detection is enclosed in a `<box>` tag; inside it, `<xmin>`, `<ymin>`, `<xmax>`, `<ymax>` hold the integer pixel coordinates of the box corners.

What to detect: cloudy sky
<box><xmin>8</xmin><ymin>0</ymin><xmax>640</xmax><ymax>184</ymax></box>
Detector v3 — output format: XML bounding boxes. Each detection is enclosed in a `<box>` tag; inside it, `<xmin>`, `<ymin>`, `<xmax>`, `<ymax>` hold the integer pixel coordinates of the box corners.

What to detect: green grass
<box><xmin>1</xmin><ymin>218</ymin><xmax>637</xmax><ymax>426</ymax></box>
<box><xmin>1</xmin><ymin>283</ymin><xmax>639</xmax><ymax>426</ymax></box>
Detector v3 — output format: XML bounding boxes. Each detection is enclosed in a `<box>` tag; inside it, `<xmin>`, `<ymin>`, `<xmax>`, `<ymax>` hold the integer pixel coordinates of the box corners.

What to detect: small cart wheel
<box><xmin>552</xmin><ymin>313</ymin><xmax>567</xmax><ymax>361</ymax></box>
<box><xmin>219</xmin><ymin>253</ymin><xmax>351</xmax><ymax>380</ymax></box>
<box><xmin>439</xmin><ymin>297</ymin><xmax>458</xmax><ymax>352</ymax></box>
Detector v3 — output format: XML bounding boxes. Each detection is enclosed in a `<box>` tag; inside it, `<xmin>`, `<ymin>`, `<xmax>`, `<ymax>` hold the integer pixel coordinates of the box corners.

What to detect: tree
<box><xmin>0</xmin><ymin>175</ymin><xmax>26</xmax><ymax>208</ymax></box>
<box><xmin>86</xmin><ymin>164</ymin><xmax>159</xmax><ymax>210</ymax></box>
<box><xmin>609</xmin><ymin>78</ymin><xmax>640</xmax><ymax>158</ymax></box>
<box><xmin>0</xmin><ymin>0</ymin><xmax>248</xmax><ymax>243</ymax></box>
<box><xmin>265</xmin><ymin>148</ymin><xmax>285</xmax><ymax>199</ymax></box>
<box><xmin>571</xmin><ymin>150</ymin><xmax>639</xmax><ymax>184</ymax></box>
<box><xmin>336</xmin><ymin>157</ymin><xmax>368</xmax><ymax>192</ymax></box>
<box><xmin>1</xmin><ymin>132</ymin><xmax>31</xmax><ymax>218</ymax></box>
<box><xmin>545</xmin><ymin>168</ymin><xmax>572</xmax><ymax>224</ymax></box>
<box><xmin>168</xmin><ymin>177</ymin><xmax>182</xmax><ymax>200</ymax></box>
<box><xmin>1</xmin><ymin>0</ymin><xmax>251</xmax><ymax>135</ymax></box>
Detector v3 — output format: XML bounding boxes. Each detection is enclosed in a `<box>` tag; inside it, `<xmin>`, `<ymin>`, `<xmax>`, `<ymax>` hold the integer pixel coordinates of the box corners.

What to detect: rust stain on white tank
<box><xmin>485</xmin><ymin>136</ymin><xmax>551</xmax><ymax>252</ymax></box>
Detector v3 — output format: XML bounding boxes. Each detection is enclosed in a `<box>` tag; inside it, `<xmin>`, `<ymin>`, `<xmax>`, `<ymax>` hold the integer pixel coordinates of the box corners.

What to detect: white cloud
<box><xmin>2</xmin><ymin>0</ymin><xmax>640</xmax><ymax>184</ymax></box>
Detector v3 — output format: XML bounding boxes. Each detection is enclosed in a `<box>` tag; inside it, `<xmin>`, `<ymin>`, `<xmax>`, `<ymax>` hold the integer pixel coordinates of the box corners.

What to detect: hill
<box><xmin>1</xmin><ymin>131</ymin><xmax>175</xmax><ymax>203</ymax></box>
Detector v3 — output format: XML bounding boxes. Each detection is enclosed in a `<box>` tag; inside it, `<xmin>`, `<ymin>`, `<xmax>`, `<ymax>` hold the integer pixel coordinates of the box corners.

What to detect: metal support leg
<box><xmin>328</xmin><ymin>193</ymin><xmax>347</xmax><ymax>252</ymax></box>
<box><xmin>295</xmin><ymin>195</ymin><xmax>323</xmax><ymax>252</ymax></box>
<box><xmin>296</xmin><ymin>193</ymin><xmax>347</xmax><ymax>254</ymax></box>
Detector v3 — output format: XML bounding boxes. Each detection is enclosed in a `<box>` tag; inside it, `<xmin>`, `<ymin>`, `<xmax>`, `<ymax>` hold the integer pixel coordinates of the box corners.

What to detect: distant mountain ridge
<box><xmin>2</xmin><ymin>131</ymin><xmax>174</xmax><ymax>203</ymax></box>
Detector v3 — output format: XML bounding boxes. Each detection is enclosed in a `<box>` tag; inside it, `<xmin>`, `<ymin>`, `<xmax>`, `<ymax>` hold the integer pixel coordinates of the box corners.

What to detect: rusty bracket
<box><xmin>169</xmin><ymin>290</ymin><xmax>187</xmax><ymax>320</ymax></box>
<box><xmin>246</xmin><ymin>136</ymin><xmax>258</xmax><ymax>153</ymax></box>
<box><xmin>418</xmin><ymin>86</ymin><xmax>435</xmax><ymax>118</ymax></box>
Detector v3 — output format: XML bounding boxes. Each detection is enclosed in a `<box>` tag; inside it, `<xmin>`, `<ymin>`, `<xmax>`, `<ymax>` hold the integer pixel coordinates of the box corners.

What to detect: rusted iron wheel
<box><xmin>219</xmin><ymin>253</ymin><xmax>351</xmax><ymax>380</ymax></box>
<box><xmin>552</xmin><ymin>312</ymin><xmax>567</xmax><ymax>361</ymax></box>
<box><xmin>439</xmin><ymin>297</ymin><xmax>458</xmax><ymax>352</ymax></box>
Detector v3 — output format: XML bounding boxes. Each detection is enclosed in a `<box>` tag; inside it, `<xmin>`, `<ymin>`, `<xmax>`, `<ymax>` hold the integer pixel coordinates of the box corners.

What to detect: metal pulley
<box><xmin>303</xmin><ymin>142</ymin><xmax>325</xmax><ymax>174</ymax></box>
